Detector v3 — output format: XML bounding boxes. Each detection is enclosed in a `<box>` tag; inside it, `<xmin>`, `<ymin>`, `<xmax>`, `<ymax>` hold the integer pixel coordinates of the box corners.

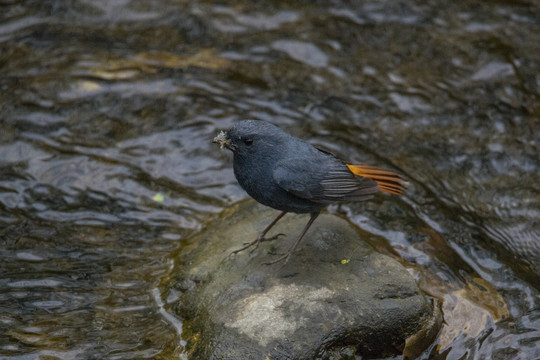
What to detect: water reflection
<box><xmin>1</xmin><ymin>0</ymin><xmax>539</xmax><ymax>359</ymax></box>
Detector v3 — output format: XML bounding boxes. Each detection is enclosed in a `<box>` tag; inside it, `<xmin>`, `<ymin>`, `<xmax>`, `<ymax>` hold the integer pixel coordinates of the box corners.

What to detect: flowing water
<box><xmin>1</xmin><ymin>0</ymin><xmax>539</xmax><ymax>359</ymax></box>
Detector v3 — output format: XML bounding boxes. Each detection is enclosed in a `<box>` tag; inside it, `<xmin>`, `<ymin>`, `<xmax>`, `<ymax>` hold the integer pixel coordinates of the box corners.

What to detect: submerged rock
<box><xmin>165</xmin><ymin>200</ymin><xmax>440</xmax><ymax>359</ymax></box>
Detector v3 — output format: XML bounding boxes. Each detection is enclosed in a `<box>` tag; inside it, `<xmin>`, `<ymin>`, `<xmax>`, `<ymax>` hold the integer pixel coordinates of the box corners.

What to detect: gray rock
<box><xmin>166</xmin><ymin>200</ymin><xmax>440</xmax><ymax>359</ymax></box>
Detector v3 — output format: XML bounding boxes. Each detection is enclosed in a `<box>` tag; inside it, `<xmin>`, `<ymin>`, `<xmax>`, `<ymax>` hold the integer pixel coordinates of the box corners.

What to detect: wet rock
<box><xmin>166</xmin><ymin>200</ymin><xmax>440</xmax><ymax>359</ymax></box>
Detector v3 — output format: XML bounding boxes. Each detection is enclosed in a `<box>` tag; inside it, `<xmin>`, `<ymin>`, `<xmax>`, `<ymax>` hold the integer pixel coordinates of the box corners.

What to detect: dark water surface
<box><xmin>1</xmin><ymin>0</ymin><xmax>539</xmax><ymax>359</ymax></box>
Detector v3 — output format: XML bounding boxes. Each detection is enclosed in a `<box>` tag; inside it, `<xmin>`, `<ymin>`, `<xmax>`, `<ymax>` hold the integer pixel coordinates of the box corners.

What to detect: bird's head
<box><xmin>213</xmin><ymin>120</ymin><xmax>286</xmax><ymax>157</ymax></box>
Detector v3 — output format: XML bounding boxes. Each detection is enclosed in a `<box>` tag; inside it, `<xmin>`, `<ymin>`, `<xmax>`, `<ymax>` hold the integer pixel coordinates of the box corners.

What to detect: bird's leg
<box><xmin>231</xmin><ymin>211</ymin><xmax>287</xmax><ymax>255</ymax></box>
<box><xmin>265</xmin><ymin>212</ymin><xmax>320</xmax><ymax>265</ymax></box>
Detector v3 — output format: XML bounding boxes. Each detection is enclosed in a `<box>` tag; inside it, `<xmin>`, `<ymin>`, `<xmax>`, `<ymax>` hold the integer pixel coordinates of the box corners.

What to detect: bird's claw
<box><xmin>258</xmin><ymin>233</ymin><xmax>285</xmax><ymax>243</ymax></box>
<box><xmin>263</xmin><ymin>251</ymin><xmax>293</xmax><ymax>266</ymax></box>
<box><xmin>230</xmin><ymin>233</ymin><xmax>286</xmax><ymax>256</ymax></box>
<box><xmin>239</xmin><ymin>234</ymin><xmax>281</xmax><ymax>246</ymax></box>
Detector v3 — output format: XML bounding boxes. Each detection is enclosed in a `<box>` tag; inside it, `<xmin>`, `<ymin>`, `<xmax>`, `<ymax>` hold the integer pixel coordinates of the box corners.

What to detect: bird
<box><xmin>213</xmin><ymin>120</ymin><xmax>404</xmax><ymax>264</ymax></box>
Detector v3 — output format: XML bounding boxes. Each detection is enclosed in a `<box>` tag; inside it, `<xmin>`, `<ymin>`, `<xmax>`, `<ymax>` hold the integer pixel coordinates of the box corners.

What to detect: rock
<box><xmin>164</xmin><ymin>200</ymin><xmax>441</xmax><ymax>359</ymax></box>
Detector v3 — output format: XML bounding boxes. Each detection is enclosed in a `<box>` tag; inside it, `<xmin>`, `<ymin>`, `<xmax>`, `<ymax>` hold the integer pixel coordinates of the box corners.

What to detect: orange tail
<box><xmin>346</xmin><ymin>164</ymin><xmax>405</xmax><ymax>195</ymax></box>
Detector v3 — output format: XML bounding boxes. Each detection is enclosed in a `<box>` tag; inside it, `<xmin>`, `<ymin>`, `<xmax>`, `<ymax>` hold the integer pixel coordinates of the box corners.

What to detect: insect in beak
<box><xmin>213</xmin><ymin>131</ymin><xmax>236</xmax><ymax>151</ymax></box>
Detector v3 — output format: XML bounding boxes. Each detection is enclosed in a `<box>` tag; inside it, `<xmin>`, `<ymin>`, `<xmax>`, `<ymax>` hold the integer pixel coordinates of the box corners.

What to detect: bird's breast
<box><xmin>232</xmin><ymin>155</ymin><xmax>318</xmax><ymax>213</ymax></box>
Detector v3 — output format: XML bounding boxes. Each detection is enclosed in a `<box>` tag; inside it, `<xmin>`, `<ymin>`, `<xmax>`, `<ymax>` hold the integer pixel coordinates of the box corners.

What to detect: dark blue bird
<box><xmin>214</xmin><ymin>120</ymin><xmax>404</xmax><ymax>264</ymax></box>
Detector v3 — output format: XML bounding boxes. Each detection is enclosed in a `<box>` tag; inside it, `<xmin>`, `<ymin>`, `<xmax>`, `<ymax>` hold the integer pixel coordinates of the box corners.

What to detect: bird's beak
<box><xmin>213</xmin><ymin>130</ymin><xmax>236</xmax><ymax>151</ymax></box>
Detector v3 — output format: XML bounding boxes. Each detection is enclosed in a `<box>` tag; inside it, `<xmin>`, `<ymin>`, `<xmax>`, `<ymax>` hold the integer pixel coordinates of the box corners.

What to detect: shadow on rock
<box><xmin>163</xmin><ymin>200</ymin><xmax>441</xmax><ymax>359</ymax></box>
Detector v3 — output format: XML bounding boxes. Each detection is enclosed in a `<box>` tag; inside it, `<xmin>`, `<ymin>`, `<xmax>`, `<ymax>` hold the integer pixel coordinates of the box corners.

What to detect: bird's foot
<box><xmin>264</xmin><ymin>250</ymin><xmax>293</xmax><ymax>266</ymax></box>
<box><xmin>250</xmin><ymin>233</ymin><xmax>285</xmax><ymax>253</ymax></box>
<box><xmin>230</xmin><ymin>233</ymin><xmax>285</xmax><ymax>256</ymax></box>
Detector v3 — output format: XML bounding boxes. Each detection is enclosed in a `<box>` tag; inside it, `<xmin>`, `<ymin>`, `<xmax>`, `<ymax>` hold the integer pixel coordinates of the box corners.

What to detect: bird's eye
<box><xmin>243</xmin><ymin>138</ymin><xmax>253</xmax><ymax>146</ymax></box>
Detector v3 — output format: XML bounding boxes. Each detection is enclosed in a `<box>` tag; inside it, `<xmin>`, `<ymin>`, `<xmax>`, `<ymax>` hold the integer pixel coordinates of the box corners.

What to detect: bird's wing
<box><xmin>273</xmin><ymin>158</ymin><xmax>379</xmax><ymax>203</ymax></box>
<box><xmin>346</xmin><ymin>164</ymin><xmax>404</xmax><ymax>195</ymax></box>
